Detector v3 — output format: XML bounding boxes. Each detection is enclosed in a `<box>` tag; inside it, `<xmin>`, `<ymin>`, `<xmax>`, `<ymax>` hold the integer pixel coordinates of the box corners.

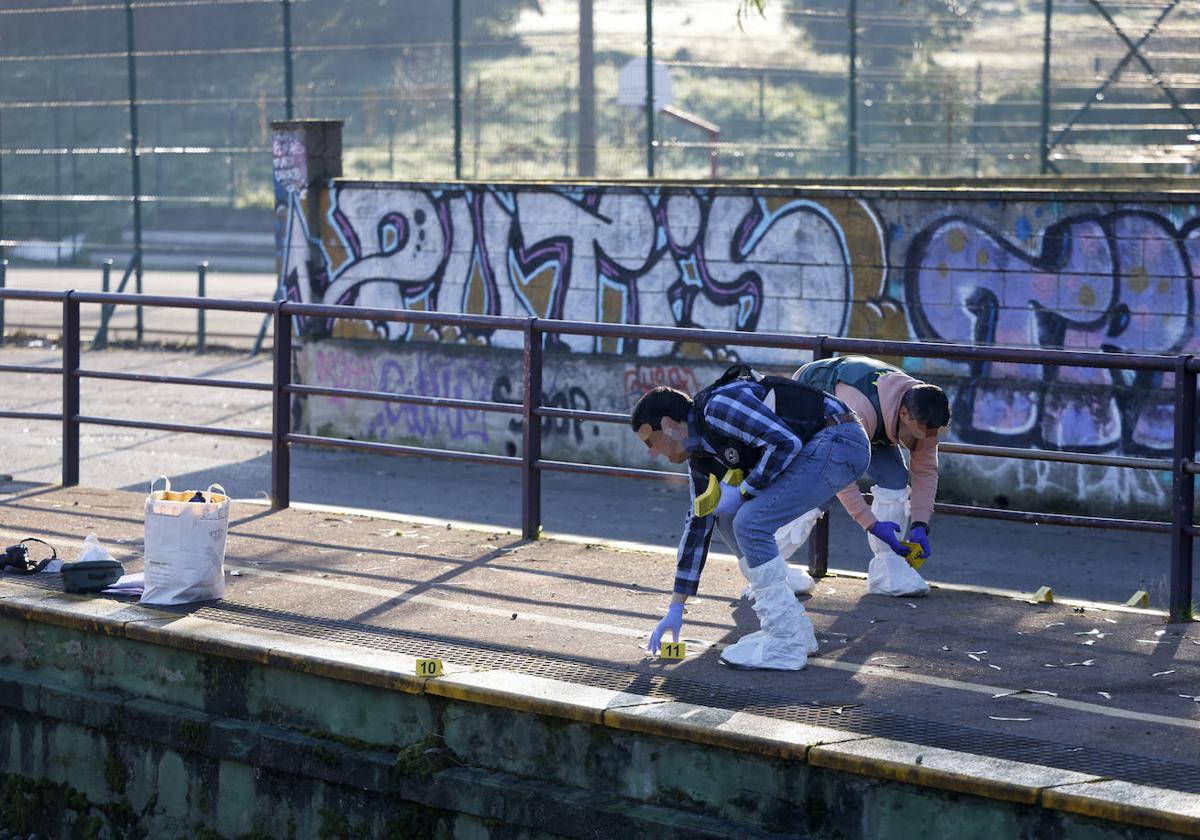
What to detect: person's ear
<box><xmin>660</xmin><ymin>416</ymin><xmax>687</xmax><ymax>440</ymax></box>
<box><xmin>897</xmin><ymin>405</ymin><xmax>910</xmax><ymax>425</ymax></box>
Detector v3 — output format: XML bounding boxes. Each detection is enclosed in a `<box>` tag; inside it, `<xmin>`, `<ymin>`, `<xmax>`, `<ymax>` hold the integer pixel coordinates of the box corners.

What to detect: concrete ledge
<box><xmin>603</xmin><ymin>700</ymin><xmax>865</xmax><ymax>760</ymax></box>
<box><xmin>808</xmin><ymin>737</ymin><xmax>1099</xmax><ymax>806</ymax></box>
<box><xmin>1043</xmin><ymin>781</ymin><xmax>1200</xmax><ymax>838</ymax></box>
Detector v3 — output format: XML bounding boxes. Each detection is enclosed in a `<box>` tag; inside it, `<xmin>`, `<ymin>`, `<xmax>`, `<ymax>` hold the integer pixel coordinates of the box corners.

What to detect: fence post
<box><xmin>522</xmin><ymin>318</ymin><xmax>543</xmax><ymax>539</ymax></box>
<box><xmin>1039</xmin><ymin>0</ymin><xmax>1053</xmax><ymax>174</ymax></box>
<box><xmin>847</xmin><ymin>0</ymin><xmax>858</xmax><ymax>176</ymax></box>
<box><xmin>62</xmin><ymin>292</ymin><xmax>80</xmax><ymax>487</ymax></box>
<box><xmin>281</xmin><ymin>0</ymin><xmax>294</xmax><ymax>119</ymax></box>
<box><xmin>644</xmin><ymin>0</ymin><xmax>655</xmax><ymax>177</ymax></box>
<box><xmin>124</xmin><ymin>0</ymin><xmax>143</xmax><ymax>342</ymax></box>
<box><xmin>0</xmin><ymin>259</ymin><xmax>6</xmax><ymax>347</ymax></box>
<box><xmin>1169</xmin><ymin>355</ymin><xmax>1196</xmax><ymax>622</ymax></box>
<box><xmin>92</xmin><ymin>259</ymin><xmax>113</xmax><ymax>351</ymax></box>
<box><xmin>271</xmin><ymin>302</ymin><xmax>291</xmax><ymax>509</ymax></box>
<box><xmin>196</xmin><ymin>261</ymin><xmax>207</xmax><ymax>354</ymax></box>
<box><xmin>452</xmin><ymin>0</ymin><xmax>463</xmax><ymax>179</ymax></box>
<box><xmin>808</xmin><ymin>336</ymin><xmax>832</xmax><ymax>578</ymax></box>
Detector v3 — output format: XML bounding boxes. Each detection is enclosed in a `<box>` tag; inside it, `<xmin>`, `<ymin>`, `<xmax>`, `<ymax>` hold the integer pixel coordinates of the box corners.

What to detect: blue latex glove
<box><xmin>648</xmin><ymin>602</ymin><xmax>684</xmax><ymax>654</ymax></box>
<box><xmin>868</xmin><ymin>520</ymin><xmax>908</xmax><ymax>557</ymax></box>
<box><xmin>713</xmin><ymin>482</ymin><xmax>745</xmax><ymax>518</ymax></box>
<box><xmin>908</xmin><ymin>523</ymin><xmax>931</xmax><ymax>559</ymax></box>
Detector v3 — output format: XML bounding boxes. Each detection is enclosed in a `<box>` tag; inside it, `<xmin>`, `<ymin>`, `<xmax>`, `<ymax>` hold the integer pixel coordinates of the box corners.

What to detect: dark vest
<box><xmin>690</xmin><ymin>364</ymin><xmax>830</xmax><ymax>474</ymax></box>
<box><xmin>796</xmin><ymin>356</ymin><xmax>896</xmax><ymax>446</ymax></box>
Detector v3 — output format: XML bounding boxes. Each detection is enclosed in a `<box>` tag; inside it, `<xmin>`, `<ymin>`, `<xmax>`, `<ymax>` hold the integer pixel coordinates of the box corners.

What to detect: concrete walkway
<box><xmin>0</xmin><ymin>484</ymin><xmax>1196</xmax><ymax>834</ymax></box>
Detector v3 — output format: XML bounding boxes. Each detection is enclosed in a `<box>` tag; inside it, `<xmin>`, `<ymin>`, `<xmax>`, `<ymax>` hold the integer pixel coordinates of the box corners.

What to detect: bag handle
<box><xmin>149</xmin><ymin>475</ymin><xmax>171</xmax><ymax>495</ymax></box>
<box><xmin>206</xmin><ymin>483</ymin><xmax>227</xmax><ymax>500</ymax></box>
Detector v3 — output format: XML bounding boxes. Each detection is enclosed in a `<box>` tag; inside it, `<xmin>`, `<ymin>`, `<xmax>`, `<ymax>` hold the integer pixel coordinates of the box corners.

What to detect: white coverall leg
<box><xmin>866</xmin><ymin>485</ymin><xmax>930</xmax><ymax>597</ymax></box>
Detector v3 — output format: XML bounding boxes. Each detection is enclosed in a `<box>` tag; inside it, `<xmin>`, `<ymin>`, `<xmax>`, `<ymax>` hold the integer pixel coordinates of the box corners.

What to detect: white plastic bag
<box><xmin>140</xmin><ymin>475</ymin><xmax>229</xmax><ymax>605</ymax></box>
<box><xmin>79</xmin><ymin>533</ymin><xmax>113</xmax><ymax>565</ymax></box>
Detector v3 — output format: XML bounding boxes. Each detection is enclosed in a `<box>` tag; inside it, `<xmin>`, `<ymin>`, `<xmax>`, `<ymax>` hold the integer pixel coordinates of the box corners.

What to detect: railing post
<box><xmin>452</xmin><ymin>0</ymin><xmax>463</xmax><ymax>179</ymax></box>
<box><xmin>644</xmin><ymin>0</ymin><xmax>655</xmax><ymax>177</ymax></box>
<box><xmin>522</xmin><ymin>318</ymin><xmax>543</xmax><ymax>539</ymax></box>
<box><xmin>1169</xmin><ymin>355</ymin><xmax>1196</xmax><ymax>622</ymax></box>
<box><xmin>196</xmin><ymin>261</ymin><xmax>207</xmax><ymax>354</ymax></box>
<box><xmin>62</xmin><ymin>291</ymin><xmax>80</xmax><ymax>487</ymax></box>
<box><xmin>271</xmin><ymin>301</ymin><xmax>291</xmax><ymax>509</ymax></box>
<box><xmin>0</xmin><ymin>259</ymin><xmax>6</xmax><ymax>347</ymax></box>
<box><xmin>1039</xmin><ymin>0</ymin><xmax>1053</xmax><ymax>174</ymax></box>
<box><xmin>809</xmin><ymin>336</ymin><xmax>832</xmax><ymax>578</ymax></box>
<box><xmin>847</xmin><ymin>0</ymin><xmax>858</xmax><ymax>176</ymax></box>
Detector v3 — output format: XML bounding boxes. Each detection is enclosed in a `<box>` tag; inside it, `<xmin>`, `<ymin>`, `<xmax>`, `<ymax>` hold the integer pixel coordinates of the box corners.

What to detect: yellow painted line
<box><xmin>223</xmin><ymin>563</ymin><xmax>1200</xmax><ymax>734</ymax></box>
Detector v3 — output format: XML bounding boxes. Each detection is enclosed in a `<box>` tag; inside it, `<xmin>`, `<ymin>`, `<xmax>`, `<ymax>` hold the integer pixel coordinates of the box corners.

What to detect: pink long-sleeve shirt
<box><xmin>830</xmin><ymin>371</ymin><xmax>939</xmax><ymax>530</ymax></box>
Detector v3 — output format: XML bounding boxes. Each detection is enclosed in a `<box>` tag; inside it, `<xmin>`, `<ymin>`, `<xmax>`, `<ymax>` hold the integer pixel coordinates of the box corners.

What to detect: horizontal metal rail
<box><xmin>284</xmin><ymin>301</ymin><xmax>529</xmax><ymax>332</ymax></box>
<box><xmin>932</xmin><ymin>502</ymin><xmax>1171</xmax><ymax>534</ymax></box>
<box><xmin>287</xmin><ymin>433</ymin><xmax>522</xmax><ymax>467</ymax></box>
<box><xmin>0</xmin><ymin>410</ymin><xmax>61</xmax><ymax>422</ymax></box>
<box><xmin>0</xmin><ymin>364</ymin><xmax>63</xmax><ymax>375</ymax></box>
<box><xmin>537</xmin><ymin>459</ymin><xmax>690</xmax><ymax>483</ymax></box>
<box><xmin>535</xmin><ymin>406</ymin><xmax>631</xmax><ymax>425</ymax></box>
<box><xmin>288</xmin><ymin>383</ymin><xmax>522</xmax><ymax>415</ymax></box>
<box><xmin>937</xmin><ymin>442</ymin><xmax>1172</xmax><ymax>472</ymax></box>
<box><xmin>77</xmin><ymin>369</ymin><xmax>273</xmax><ymax>391</ymax></box>
<box><xmin>75</xmin><ymin>414</ymin><xmax>272</xmax><ymax>440</ymax></box>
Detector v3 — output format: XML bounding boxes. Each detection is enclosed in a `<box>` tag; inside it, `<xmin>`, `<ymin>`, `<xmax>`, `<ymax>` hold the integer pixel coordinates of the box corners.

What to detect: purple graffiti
<box><xmin>905</xmin><ymin>210</ymin><xmax>1200</xmax><ymax>454</ymax></box>
<box><xmin>367</xmin><ymin>354</ymin><xmax>492</xmax><ymax>443</ymax></box>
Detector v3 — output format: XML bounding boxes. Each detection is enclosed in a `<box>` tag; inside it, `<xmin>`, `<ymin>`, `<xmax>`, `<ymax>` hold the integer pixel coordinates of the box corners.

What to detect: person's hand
<box><xmin>713</xmin><ymin>482</ymin><xmax>745</xmax><ymax>518</ymax></box>
<box><xmin>648</xmin><ymin>602</ymin><xmax>684</xmax><ymax>654</ymax></box>
<box><xmin>908</xmin><ymin>523</ymin><xmax>931</xmax><ymax>559</ymax></box>
<box><xmin>868</xmin><ymin>520</ymin><xmax>908</xmax><ymax>556</ymax></box>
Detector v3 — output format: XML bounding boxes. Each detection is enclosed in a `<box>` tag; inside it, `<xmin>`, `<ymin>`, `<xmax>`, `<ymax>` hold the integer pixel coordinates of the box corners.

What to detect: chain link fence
<box><xmin>2</xmin><ymin>0</ymin><xmax>1199</xmax><ymax>270</ymax></box>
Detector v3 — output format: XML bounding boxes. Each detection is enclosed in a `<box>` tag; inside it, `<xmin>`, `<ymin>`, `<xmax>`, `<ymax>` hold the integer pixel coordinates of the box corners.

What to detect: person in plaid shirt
<box><xmin>630</xmin><ymin>365</ymin><xmax>870</xmax><ymax>671</ymax></box>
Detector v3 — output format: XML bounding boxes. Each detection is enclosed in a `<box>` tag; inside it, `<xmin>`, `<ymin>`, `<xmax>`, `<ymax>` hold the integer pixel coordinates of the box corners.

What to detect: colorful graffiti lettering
<box><xmin>905</xmin><ymin>210</ymin><xmax>1200</xmax><ymax>455</ymax></box>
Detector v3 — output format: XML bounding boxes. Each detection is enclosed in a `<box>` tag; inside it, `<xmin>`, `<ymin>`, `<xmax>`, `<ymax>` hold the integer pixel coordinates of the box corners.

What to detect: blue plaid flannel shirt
<box><xmin>671</xmin><ymin>379</ymin><xmax>814</xmax><ymax>596</ymax></box>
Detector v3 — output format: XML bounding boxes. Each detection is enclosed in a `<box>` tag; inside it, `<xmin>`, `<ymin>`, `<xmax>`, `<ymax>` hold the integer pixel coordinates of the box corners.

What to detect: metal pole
<box><xmin>63</xmin><ymin>292</ymin><xmax>81</xmax><ymax>487</ymax></box>
<box><xmin>0</xmin><ymin>260</ymin><xmax>6</xmax><ymax>346</ymax></box>
<box><xmin>197</xmin><ymin>262</ymin><xmax>207</xmax><ymax>354</ymax></box>
<box><xmin>808</xmin><ymin>337</ymin><xmax>832</xmax><ymax>578</ymax></box>
<box><xmin>578</xmin><ymin>0</ymin><xmax>596</xmax><ymax>177</ymax></box>
<box><xmin>644</xmin><ymin>0</ymin><xmax>655</xmax><ymax>177</ymax></box>
<box><xmin>971</xmin><ymin>62</ymin><xmax>982</xmax><ymax>178</ymax></box>
<box><xmin>847</xmin><ymin>0</ymin><xmax>858</xmax><ymax>176</ymax></box>
<box><xmin>282</xmin><ymin>0</ymin><xmax>294</xmax><ymax>119</ymax></box>
<box><xmin>271</xmin><ymin>302</ymin><xmax>292</xmax><ymax>508</ymax></box>
<box><xmin>1169</xmin><ymin>355</ymin><xmax>1196</xmax><ymax>622</ymax></box>
<box><xmin>0</xmin><ymin>85</ymin><xmax>5</xmax><ymax>263</ymax></box>
<box><xmin>452</xmin><ymin>0</ymin><xmax>463</xmax><ymax>179</ymax></box>
<box><xmin>1040</xmin><ymin>0</ymin><xmax>1052</xmax><ymax>174</ymax></box>
<box><xmin>124</xmin><ymin>0</ymin><xmax>144</xmax><ymax>344</ymax></box>
<box><xmin>522</xmin><ymin>319</ymin><xmax>544</xmax><ymax>539</ymax></box>
<box><xmin>92</xmin><ymin>260</ymin><xmax>113</xmax><ymax>351</ymax></box>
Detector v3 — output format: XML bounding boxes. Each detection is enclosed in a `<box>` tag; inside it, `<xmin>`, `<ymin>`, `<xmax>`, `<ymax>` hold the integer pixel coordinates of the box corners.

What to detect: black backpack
<box><xmin>691</xmin><ymin>364</ymin><xmax>829</xmax><ymax>472</ymax></box>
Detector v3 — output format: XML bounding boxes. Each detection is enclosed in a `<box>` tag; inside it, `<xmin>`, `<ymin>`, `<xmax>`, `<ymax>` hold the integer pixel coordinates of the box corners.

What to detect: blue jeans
<box><xmin>716</xmin><ymin>422</ymin><xmax>871</xmax><ymax>569</ymax></box>
<box><xmin>866</xmin><ymin>442</ymin><xmax>909</xmax><ymax>490</ymax></box>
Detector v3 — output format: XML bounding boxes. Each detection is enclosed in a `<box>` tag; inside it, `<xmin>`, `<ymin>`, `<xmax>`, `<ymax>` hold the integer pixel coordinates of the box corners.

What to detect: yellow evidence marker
<box><xmin>694</xmin><ymin>469</ymin><xmax>746</xmax><ymax>517</ymax></box>
<box><xmin>659</xmin><ymin>641</ymin><xmax>687</xmax><ymax>660</ymax></box>
<box><xmin>1028</xmin><ymin>585</ymin><xmax>1054</xmax><ymax>604</ymax></box>
<box><xmin>416</xmin><ymin>658</ymin><xmax>444</xmax><ymax>677</ymax></box>
<box><xmin>899</xmin><ymin>540</ymin><xmax>928</xmax><ymax>571</ymax></box>
<box><xmin>1124</xmin><ymin>590</ymin><xmax>1150</xmax><ymax>608</ymax></box>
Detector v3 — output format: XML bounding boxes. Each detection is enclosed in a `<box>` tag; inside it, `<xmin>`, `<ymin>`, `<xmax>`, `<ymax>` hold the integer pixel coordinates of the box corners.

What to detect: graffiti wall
<box><xmin>274</xmin><ymin>124</ymin><xmax>1200</xmax><ymax>516</ymax></box>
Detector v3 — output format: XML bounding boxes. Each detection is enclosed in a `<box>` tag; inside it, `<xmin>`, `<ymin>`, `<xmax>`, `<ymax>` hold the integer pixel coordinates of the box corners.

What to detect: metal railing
<box><xmin>0</xmin><ymin>288</ymin><xmax>1196</xmax><ymax>620</ymax></box>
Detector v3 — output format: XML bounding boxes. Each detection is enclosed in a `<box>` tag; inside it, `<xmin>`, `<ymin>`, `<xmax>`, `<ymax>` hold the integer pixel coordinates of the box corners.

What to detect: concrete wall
<box><xmin>0</xmin><ymin>610</ymin><xmax>1182</xmax><ymax>840</ymax></box>
<box><xmin>273</xmin><ymin>121</ymin><xmax>1200</xmax><ymax>517</ymax></box>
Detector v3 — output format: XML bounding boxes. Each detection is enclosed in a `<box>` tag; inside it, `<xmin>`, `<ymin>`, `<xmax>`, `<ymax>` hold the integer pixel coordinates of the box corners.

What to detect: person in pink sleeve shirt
<box><xmin>782</xmin><ymin>355</ymin><xmax>950</xmax><ymax>596</ymax></box>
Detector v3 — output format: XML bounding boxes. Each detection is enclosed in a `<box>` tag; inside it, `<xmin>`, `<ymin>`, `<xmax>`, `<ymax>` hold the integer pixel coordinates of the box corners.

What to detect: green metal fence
<box><xmin>2</xmin><ymin>0</ymin><xmax>1199</xmax><ymax>271</ymax></box>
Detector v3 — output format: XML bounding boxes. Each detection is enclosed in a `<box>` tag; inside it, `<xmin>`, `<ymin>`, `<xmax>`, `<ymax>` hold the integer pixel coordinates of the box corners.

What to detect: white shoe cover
<box><xmin>867</xmin><ymin>554</ymin><xmax>930</xmax><ymax>597</ymax></box>
<box><xmin>774</xmin><ymin>508</ymin><xmax>820</xmax><ymax>562</ymax></box>
<box><xmin>741</xmin><ymin>563</ymin><xmax>816</xmax><ymax>599</ymax></box>
<box><xmin>721</xmin><ymin>556</ymin><xmax>815</xmax><ymax>670</ymax></box>
<box><xmin>865</xmin><ymin>485</ymin><xmax>929</xmax><ymax>597</ymax></box>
